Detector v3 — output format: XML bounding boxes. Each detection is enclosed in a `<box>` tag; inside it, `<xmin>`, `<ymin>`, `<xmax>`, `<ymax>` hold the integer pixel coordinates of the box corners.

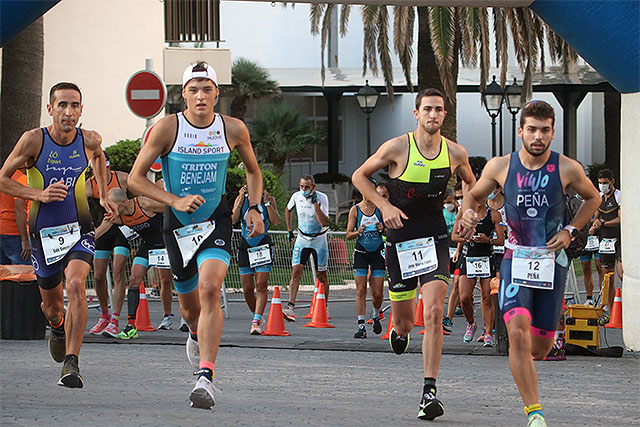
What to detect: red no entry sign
<box><xmin>125</xmin><ymin>70</ymin><xmax>167</xmax><ymax>119</ymax></box>
<box><xmin>141</xmin><ymin>124</ymin><xmax>162</xmax><ymax>173</ymax></box>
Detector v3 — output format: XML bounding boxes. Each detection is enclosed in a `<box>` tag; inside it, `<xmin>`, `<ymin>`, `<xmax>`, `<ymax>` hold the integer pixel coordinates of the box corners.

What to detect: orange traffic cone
<box><xmin>414</xmin><ymin>293</ymin><xmax>424</xmax><ymax>327</ymax></box>
<box><xmin>262</xmin><ymin>286</ymin><xmax>290</xmax><ymax>336</ymax></box>
<box><xmin>136</xmin><ymin>282</ymin><xmax>155</xmax><ymax>331</ymax></box>
<box><xmin>303</xmin><ymin>279</ymin><xmax>320</xmax><ymax>319</ymax></box>
<box><xmin>303</xmin><ymin>283</ymin><xmax>335</xmax><ymax>328</ymax></box>
<box><xmin>605</xmin><ymin>287</ymin><xmax>623</xmax><ymax>329</ymax></box>
<box><xmin>381</xmin><ymin>309</ymin><xmax>393</xmax><ymax>339</ymax></box>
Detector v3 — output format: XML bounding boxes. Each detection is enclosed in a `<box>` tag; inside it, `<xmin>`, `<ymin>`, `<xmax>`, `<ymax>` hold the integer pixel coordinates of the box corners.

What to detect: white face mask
<box><xmin>487</xmin><ymin>191</ymin><xmax>498</xmax><ymax>200</ymax></box>
<box><xmin>444</xmin><ymin>203</ymin><xmax>455</xmax><ymax>212</ymax></box>
<box><xmin>599</xmin><ymin>183</ymin><xmax>610</xmax><ymax>194</ymax></box>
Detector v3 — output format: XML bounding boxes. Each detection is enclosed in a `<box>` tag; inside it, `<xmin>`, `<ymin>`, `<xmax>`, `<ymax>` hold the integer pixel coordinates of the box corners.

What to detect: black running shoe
<box><xmin>417</xmin><ymin>388</ymin><xmax>444</xmax><ymax>420</ymax></box>
<box><xmin>389</xmin><ymin>328</ymin><xmax>410</xmax><ymax>355</ymax></box>
<box><xmin>58</xmin><ymin>357</ymin><xmax>84</xmax><ymax>389</ymax></box>
<box><xmin>372</xmin><ymin>316</ymin><xmax>382</xmax><ymax>335</ymax></box>
<box><xmin>353</xmin><ymin>326</ymin><xmax>367</xmax><ymax>339</ymax></box>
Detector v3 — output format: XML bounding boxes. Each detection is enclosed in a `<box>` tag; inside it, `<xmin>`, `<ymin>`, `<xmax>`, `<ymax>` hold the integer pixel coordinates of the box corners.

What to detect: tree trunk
<box><xmin>229</xmin><ymin>95</ymin><xmax>249</xmax><ymax>122</ymax></box>
<box><xmin>604</xmin><ymin>91</ymin><xmax>621</xmax><ymax>183</ymax></box>
<box><xmin>416</xmin><ymin>7</ymin><xmax>457</xmax><ymax>142</ymax></box>
<box><xmin>1</xmin><ymin>17</ymin><xmax>44</xmax><ymax>164</ymax></box>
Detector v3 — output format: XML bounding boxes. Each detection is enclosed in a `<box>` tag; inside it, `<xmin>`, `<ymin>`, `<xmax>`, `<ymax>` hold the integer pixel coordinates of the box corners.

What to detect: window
<box><xmin>287</xmin><ymin>95</ymin><xmax>342</xmax><ymax>163</ymax></box>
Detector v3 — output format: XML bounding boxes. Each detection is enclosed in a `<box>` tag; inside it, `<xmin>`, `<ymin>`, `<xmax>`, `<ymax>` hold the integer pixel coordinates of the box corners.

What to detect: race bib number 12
<box><xmin>512</xmin><ymin>246</ymin><xmax>555</xmax><ymax>290</ymax></box>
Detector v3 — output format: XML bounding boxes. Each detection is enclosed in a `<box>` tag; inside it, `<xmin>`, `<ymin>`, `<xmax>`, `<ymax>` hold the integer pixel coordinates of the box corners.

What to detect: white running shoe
<box><xmin>527</xmin><ymin>413</ymin><xmax>547</xmax><ymax>427</ymax></box>
<box><xmin>186</xmin><ymin>335</ymin><xmax>200</xmax><ymax>369</ymax></box>
<box><xmin>282</xmin><ymin>306</ymin><xmax>296</xmax><ymax>322</ymax></box>
<box><xmin>158</xmin><ymin>315</ymin><xmax>173</xmax><ymax>330</ymax></box>
<box><xmin>189</xmin><ymin>376</ymin><xmax>217</xmax><ymax>410</ymax></box>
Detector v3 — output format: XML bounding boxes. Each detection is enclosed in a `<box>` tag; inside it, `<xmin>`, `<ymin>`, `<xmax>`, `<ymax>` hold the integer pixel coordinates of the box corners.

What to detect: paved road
<box><xmin>2</xmin><ymin>299</ymin><xmax>639</xmax><ymax>426</ymax></box>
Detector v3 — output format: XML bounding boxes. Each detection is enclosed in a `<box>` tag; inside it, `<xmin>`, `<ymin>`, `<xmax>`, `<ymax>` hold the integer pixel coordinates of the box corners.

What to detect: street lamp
<box><xmin>481</xmin><ymin>75</ymin><xmax>504</xmax><ymax>158</ymax></box>
<box><xmin>356</xmin><ymin>80</ymin><xmax>379</xmax><ymax>158</ymax></box>
<box><xmin>505</xmin><ymin>77</ymin><xmax>523</xmax><ymax>152</ymax></box>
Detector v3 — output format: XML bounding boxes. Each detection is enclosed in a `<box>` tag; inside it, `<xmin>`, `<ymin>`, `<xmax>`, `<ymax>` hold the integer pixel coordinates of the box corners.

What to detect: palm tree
<box><xmin>229</xmin><ymin>58</ymin><xmax>281</xmax><ymax>121</ymax></box>
<box><xmin>309</xmin><ymin>5</ymin><xmax>578</xmax><ymax>141</ymax></box>
<box><xmin>248</xmin><ymin>102</ymin><xmax>325</xmax><ymax>173</ymax></box>
<box><xmin>0</xmin><ymin>17</ymin><xmax>44</xmax><ymax>163</ymax></box>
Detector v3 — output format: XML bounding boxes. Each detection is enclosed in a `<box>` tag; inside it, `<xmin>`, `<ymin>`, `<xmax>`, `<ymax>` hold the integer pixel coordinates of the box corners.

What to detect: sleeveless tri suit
<box><xmin>352</xmin><ymin>205</ymin><xmax>385</xmax><ymax>278</ymax></box>
<box><xmin>499</xmin><ymin>151</ymin><xmax>569</xmax><ymax>337</ymax></box>
<box><xmin>27</xmin><ymin>128</ymin><xmax>95</xmax><ymax>289</ymax></box>
<box><xmin>237</xmin><ymin>195</ymin><xmax>274</xmax><ymax>275</ymax></box>
<box><xmin>120</xmin><ymin>198</ymin><xmax>165</xmax><ymax>269</ymax></box>
<box><xmin>160</xmin><ymin>112</ymin><xmax>233</xmax><ymax>295</ymax></box>
<box><xmin>90</xmin><ymin>170</ymin><xmax>131</xmax><ymax>259</ymax></box>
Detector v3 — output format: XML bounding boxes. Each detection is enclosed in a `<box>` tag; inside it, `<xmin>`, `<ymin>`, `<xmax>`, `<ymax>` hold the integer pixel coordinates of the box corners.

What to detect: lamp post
<box><xmin>505</xmin><ymin>77</ymin><xmax>523</xmax><ymax>152</ymax></box>
<box><xmin>481</xmin><ymin>75</ymin><xmax>504</xmax><ymax>158</ymax></box>
<box><xmin>356</xmin><ymin>80</ymin><xmax>379</xmax><ymax>158</ymax></box>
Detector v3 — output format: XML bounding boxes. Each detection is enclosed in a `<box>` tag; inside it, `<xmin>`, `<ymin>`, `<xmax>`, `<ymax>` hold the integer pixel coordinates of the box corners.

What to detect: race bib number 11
<box><xmin>396</xmin><ymin>237</ymin><xmax>438</xmax><ymax>280</ymax></box>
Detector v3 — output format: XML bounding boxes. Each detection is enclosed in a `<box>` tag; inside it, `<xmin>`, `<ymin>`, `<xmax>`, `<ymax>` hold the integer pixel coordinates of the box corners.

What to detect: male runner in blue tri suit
<box><xmin>0</xmin><ymin>82</ymin><xmax>117</xmax><ymax>388</ymax></box>
<box><xmin>128</xmin><ymin>62</ymin><xmax>264</xmax><ymax>410</ymax></box>
<box><xmin>459</xmin><ymin>100</ymin><xmax>600</xmax><ymax>427</ymax></box>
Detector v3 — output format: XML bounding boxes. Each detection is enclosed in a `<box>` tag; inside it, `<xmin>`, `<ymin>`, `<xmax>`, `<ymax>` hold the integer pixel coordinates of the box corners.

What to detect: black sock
<box><xmin>287</xmin><ymin>302</ymin><xmax>295</xmax><ymax>309</ymax></box>
<box><xmin>64</xmin><ymin>354</ymin><xmax>78</xmax><ymax>364</ymax></box>
<box><xmin>196</xmin><ymin>368</ymin><xmax>213</xmax><ymax>381</ymax></box>
<box><xmin>423</xmin><ymin>377</ymin><xmax>437</xmax><ymax>394</ymax></box>
<box><xmin>127</xmin><ymin>288</ymin><xmax>140</xmax><ymax>319</ymax></box>
<box><xmin>357</xmin><ymin>319</ymin><xmax>365</xmax><ymax>325</ymax></box>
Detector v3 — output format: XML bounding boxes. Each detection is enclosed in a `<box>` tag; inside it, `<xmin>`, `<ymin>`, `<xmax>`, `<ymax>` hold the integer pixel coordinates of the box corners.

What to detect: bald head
<box><xmin>109</xmin><ymin>188</ymin><xmax>127</xmax><ymax>204</ymax></box>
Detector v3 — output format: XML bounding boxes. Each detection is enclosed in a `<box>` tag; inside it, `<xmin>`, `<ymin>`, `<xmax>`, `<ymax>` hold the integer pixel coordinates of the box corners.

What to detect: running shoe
<box><xmin>179</xmin><ymin>317</ymin><xmax>189</xmax><ymax>332</ymax></box>
<box><xmin>89</xmin><ymin>316</ymin><xmax>110</xmax><ymax>335</ymax></box>
<box><xmin>584</xmin><ymin>299</ymin><xmax>594</xmax><ymax>306</ymax></box>
<box><xmin>282</xmin><ymin>306</ymin><xmax>296</xmax><ymax>322</ymax></box>
<box><xmin>527</xmin><ymin>413</ymin><xmax>548</xmax><ymax>427</ymax></box>
<box><xmin>442</xmin><ymin>326</ymin><xmax>451</xmax><ymax>336</ymax></box>
<box><xmin>372</xmin><ymin>316</ymin><xmax>382</xmax><ymax>335</ymax></box>
<box><xmin>250</xmin><ymin>323</ymin><xmax>262</xmax><ymax>335</ymax></box>
<box><xmin>367</xmin><ymin>310</ymin><xmax>385</xmax><ymax>324</ymax></box>
<box><xmin>186</xmin><ymin>335</ymin><xmax>200</xmax><ymax>369</ymax></box>
<box><xmin>483</xmin><ymin>333</ymin><xmax>495</xmax><ymax>347</ymax></box>
<box><xmin>442</xmin><ymin>317</ymin><xmax>453</xmax><ymax>328</ymax></box>
<box><xmin>117</xmin><ymin>324</ymin><xmax>138</xmax><ymax>340</ymax></box>
<box><xmin>49</xmin><ymin>325</ymin><xmax>66</xmax><ymax>363</ymax></box>
<box><xmin>417</xmin><ymin>387</ymin><xmax>444</xmax><ymax>420</ymax></box>
<box><xmin>477</xmin><ymin>330</ymin><xmax>486</xmax><ymax>342</ymax></box>
<box><xmin>58</xmin><ymin>357</ymin><xmax>84</xmax><ymax>388</ymax></box>
<box><xmin>389</xmin><ymin>328</ymin><xmax>410</xmax><ymax>355</ymax></box>
<box><xmin>454</xmin><ymin>306</ymin><xmax>463</xmax><ymax>316</ymax></box>
<box><xmin>102</xmin><ymin>321</ymin><xmax>119</xmax><ymax>338</ymax></box>
<box><xmin>189</xmin><ymin>374</ymin><xmax>217</xmax><ymax>410</ymax></box>
<box><xmin>354</xmin><ymin>326</ymin><xmax>367</xmax><ymax>339</ymax></box>
<box><xmin>158</xmin><ymin>315</ymin><xmax>173</xmax><ymax>330</ymax></box>
<box><xmin>544</xmin><ymin>339</ymin><xmax>566</xmax><ymax>361</ymax></box>
<box><xmin>463</xmin><ymin>322</ymin><xmax>477</xmax><ymax>343</ymax></box>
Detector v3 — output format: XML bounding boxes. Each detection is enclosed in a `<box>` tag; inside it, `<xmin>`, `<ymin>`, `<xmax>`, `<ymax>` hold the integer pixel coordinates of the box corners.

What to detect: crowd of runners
<box><xmin>0</xmin><ymin>60</ymin><xmax>623</xmax><ymax>426</ymax></box>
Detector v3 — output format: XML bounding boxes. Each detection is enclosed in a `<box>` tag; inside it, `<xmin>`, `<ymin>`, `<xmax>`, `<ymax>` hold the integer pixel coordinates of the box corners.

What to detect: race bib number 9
<box><xmin>466</xmin><ymin>256</ymin><xmax>491</xmax><ymax>278</ymax></box>
<box><xmin>39</xmin><ymin>222</ymin><xmax>81</xmax><ymax>265</ymax></box>
<box><xmin>149</xmin><ymin>249</ymin><xmax>170</xmax><ymax>268</ymax></box>
<box><xmin>173</xmin><ymin>221</ymin><xmax>216</xmax><ymax>267</ymax></box>
<box><xmin>396</xmin><ymin>237</ymin><xmax>438</xmax><ymax>280</ymax></box>
<box><xmin>248</xmin><ymin>243</ymin><xmax>272</xmax><ymax>268</ymax></box>
<box><xmin>599</xmin><ymin>238</ymin><xmax>617</xmax><ymax>254</ymax></box>
<box><xmin>512</xmin><ymin>246</ymin><xmax>555</xmax><ymax>290</ymax></box>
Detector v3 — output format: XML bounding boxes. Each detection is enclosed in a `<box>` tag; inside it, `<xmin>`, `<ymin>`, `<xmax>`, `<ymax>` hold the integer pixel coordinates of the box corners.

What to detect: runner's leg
<box><xmin>241</xmin><ymin>274</ymin><xmax>257</xmax><ymax>313</ymax></box>
<box><xmin>195</xmin><ymin>259</ymin><xmax>227</xmax><ymax>366</ymax></box>
<box><xmin>63</xmin><ymin>259</ymin><xmax>91</xmax><ymax>356</ymax></box>
<box><xmin>421</xmin><ymin>280</ymin><xmax>448</xmax><ymax>378</ymax></box>
<box><xmin>254</xmin><ymin>271</ymin><xmax>269</xmax><ymax>317</ymax></box>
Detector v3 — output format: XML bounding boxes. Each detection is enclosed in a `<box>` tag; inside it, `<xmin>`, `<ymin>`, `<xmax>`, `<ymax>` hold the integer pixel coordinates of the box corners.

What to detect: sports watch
<box><xmin>248</xmin><ymin>204</ymin><xmax>263</xmax><ymax>214</ymax></box>
<box><xmin>563</xmin><ymin>225</ymin><xmax>578</xmax><ymax>241</ymax></box>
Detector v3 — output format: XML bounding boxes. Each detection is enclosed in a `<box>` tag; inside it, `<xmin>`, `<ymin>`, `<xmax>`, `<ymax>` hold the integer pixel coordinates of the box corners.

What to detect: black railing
<box><xmin>164</xmin><ymin>0</ymin><xmax>220</xmax><ymax>43</ymax></box>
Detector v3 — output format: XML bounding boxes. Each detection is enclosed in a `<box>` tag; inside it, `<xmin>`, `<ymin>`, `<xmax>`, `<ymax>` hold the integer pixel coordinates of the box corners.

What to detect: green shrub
<box><xmin>104</xmin><ymin>139</ymin><xmax>141</xmax><ymax>172</ymax></box>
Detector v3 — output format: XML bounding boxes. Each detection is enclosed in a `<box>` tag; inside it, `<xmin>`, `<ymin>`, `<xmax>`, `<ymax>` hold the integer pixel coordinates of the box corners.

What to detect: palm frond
<box><xmin>393</xmin><ymin>6</ymin><xmax>415</xmax><ymax>90</ymax></box>
<box><xmin>493</xmin><ymin>8</ymin><xmax>509</xmax><ymax>86</ymax></box>
<box><xmin>310</xmin><ymin>4</ymin><xmax>325</xmax><ymax>35</ymax></box>
<box><xmin>478</xmin><ymin>8</ymin><xmax>490</xmax><ymax>91</ymax></box>
<box><xmin>428</xmin><ymin>6</ymin><xmax>456</xmax><ymax>99</ymax></box>
<box><xmin>362</xmin><ymin>5</ymin><xmax>380</xmax><ymax>77</ymax></box>
<box><xmin>458</xmin><ymin>7</ymin><xmax>478</xmax><ymax>68</ymax></box>
<box><xmin>319</xmin><ymin>4</ymin><xmax>334</xmax><ymax>84</ymax></box>
<box><xmin>340</xmin><ymin>5</ymin><xmax>351</xmax><ymax>37</ymax></box>
<box><xmin>377</xmin><ymin>6</ymin><xmax>394</xmax><ymax>102</ymax></box>
<box><xmin>505</xmin><ymin>8</ymin><xmax>526</xmax><ymax>70</ymax></box>
<box><xmin>532</xmin><ymin>14</ymin><xmax>546</xmax><ymax>73</ymax></box>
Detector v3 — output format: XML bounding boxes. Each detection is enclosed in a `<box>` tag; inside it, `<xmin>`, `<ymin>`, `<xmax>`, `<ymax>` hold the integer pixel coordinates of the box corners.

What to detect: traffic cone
<box><xmin>303</xmin><ymin>283</ymin><xmax>335</xmax><ymax>328</ymax></box>
<box><xmin>605</xmin><ymin>288</ymin><xmax>623</xmax><ymax>329</ymax></box>
<box><xmin>381</xmin><ymin>309</ymin><xmax>393</xmax><ymax>339</ymax></box>
<box><xmin>135</xmin><ymin>282</ymin><xmax>155</xmax><ymax>331</ymax></box>
<box><xmin>302</xmin><ymin>279</ymin><xmax>320</xmax><ymax>319</ymax></box>
<box><xmin>262</xmin><ymin>286</ymin><xmax>290</xmax><ymax>336</ymax></box>
<box><xmin>414</xmin><ymin>293</ymin><xmax>424</xmax><ymax>327</ymax></box>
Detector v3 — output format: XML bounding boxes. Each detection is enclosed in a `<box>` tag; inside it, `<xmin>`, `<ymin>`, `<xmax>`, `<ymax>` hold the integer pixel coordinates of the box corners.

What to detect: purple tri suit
<box><xmin>499</xmin><ymin>151</ymin><xmax>569</xmax><ymax>338</ymax></box>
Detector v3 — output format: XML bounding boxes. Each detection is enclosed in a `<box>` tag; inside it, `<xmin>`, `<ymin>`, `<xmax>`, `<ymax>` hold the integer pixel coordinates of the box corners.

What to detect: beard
<box><xmin>523</xmin><ymin>140</ymin><xmax>549</xmax><ymax>157</ymax></box>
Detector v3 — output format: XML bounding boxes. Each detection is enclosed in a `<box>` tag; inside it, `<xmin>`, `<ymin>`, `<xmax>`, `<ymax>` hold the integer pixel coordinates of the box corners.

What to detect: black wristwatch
<box><xmin>248</xmin><ymin>204</ymin><xmax>263</xmax><ymax>214</ymax></box>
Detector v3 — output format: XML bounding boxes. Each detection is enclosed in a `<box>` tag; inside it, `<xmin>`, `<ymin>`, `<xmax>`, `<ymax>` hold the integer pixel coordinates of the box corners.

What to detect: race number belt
<box><xmin>39</xmin><ymin>222</ymin><xmax>81</xmax><ymax>265</ymax></box>
<box><xmin>465</xmin><ymin>256</ymin><xmax>491</xmax><ymax>278</ymax></box>
<box><xmin>584</xmin><ymin>235</ymin><xmax>599</xmax><ymax>252</ymax></box>
<box><xmin>599</xmin><ymin>238</ymin><xmax>617</xmax><ymax>254</ymax></box>
<box><xmin>395</xmin><ymin>236</ymin><xmax>438</xmax><ymax>280</ymax></box>
<box><xmin>173</xmin><ymin>221</ymin><xmax>216</xmax><ymax>267</ymax></box>
<box><xmin>149</xmin><ymin>248</ymin><xmax>170</xmax><ymax>268</ymax></box>
<box><xmin>297</xmin><ymin>228</ymin><xmax>328</xmax><ymax>241</ymax></box>
<box><xmin>247</xmin><ymin>243</ymin><xmax>272</xmax><ymax>268</ymax></box>
<box><xmin>118</xmin><ymin>225</ymin><xmax>139</xmax><ymax>242</ymax></box>
<box><xmin>511</xmin><ymin>246</ymin><xmax>555</xmax><ymax>290</ymax></box>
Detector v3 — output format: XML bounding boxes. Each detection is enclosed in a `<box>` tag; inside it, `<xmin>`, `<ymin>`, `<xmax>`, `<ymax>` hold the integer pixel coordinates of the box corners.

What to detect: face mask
<box><xmin>599</xmin><ymin>183</ymin><xmax>610</xmax><ymax>194</ymax></box>
<box><xmin>444</xmin><ymin>203</ymin><xmax>455</xmax><ymax>212</ymax></box>
<box><xmin>487</xmin><ymin>191</ymin><xmax>498</xmax><ymax>200</ymax></box>
<box><xmin>302</xmin><ymin>190</ymin><xmax>311</xmax><ymax>198</ymax></box>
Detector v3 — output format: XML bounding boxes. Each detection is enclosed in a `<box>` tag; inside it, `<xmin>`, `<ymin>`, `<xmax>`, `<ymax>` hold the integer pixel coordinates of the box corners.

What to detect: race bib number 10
<box><xmin>396</xmin><ymin>237</ymin><xmax>438</xmax><ymax>280</ymax></box>
<box><xmin>512</xmin><ymin>246</ymin><xmax>555</xmax><ymax>290</ymax></box>
<box><xmin>39</xmin><ymin>222</ymin><xmax>81</xmax><ymax>265</ymax></box>
<box><xmin>173</xmin><ymin>221</ymin><xmax>216</xmax><ymax>267</ymax></box>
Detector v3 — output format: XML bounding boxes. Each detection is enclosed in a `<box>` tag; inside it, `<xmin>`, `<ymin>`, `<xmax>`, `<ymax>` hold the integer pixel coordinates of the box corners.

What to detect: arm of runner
<box><xmin>265</xmin><ymin>192</ymin><xmax>281</xmax><ymax>226</ymax></box>
<box><xmin>345</xmin><ymin>206</ymin><xmax>360</xmax><ymax>240</ymax></box>
<box><xmin>458</xmin><ymin>156</ymin><xmax>505</xmax><ymax>240</ymax></box>
<box><xmin>352</xmin><ymin>139</ymin><xmax>408</xmax><ymax>229</ymax></box>
<box><xmin>13</xmin><ymin>198</ymin><xmax>30</xmax><ymax>260</ymax></box>
<box><xmin>448</xmin><ymin>140</ymin><xmax>477</xmax><ymax>195</ymax></box>
<box><xmin>129</xmin><ymin>117</ymin><xmax>203</xmax><ymax>213</ymax></box>
<box><xmin>490</xmin><ymin>209</ymin><xmax>506</xmax><ymax>246</ymax></box>
<box><xmin>547</xmin><ymin>156</ymin><xmax>600</xmax><ymax>251</ymax></box>
<box><xmin>85</xmin><ymin>176</ymin><xmax>94</xmax><ymax>198</ymax></box>
<box><xmin>116</xmin><ymin>170</ymin><xmax>129</xmax><ymax>192</ymax></box>
<box><xmin>231</xmin><ymin>189</ymin><xmax>246</xmax><ymax>225</ymax></box>
<box><xmin>603</xmin><ymin>205</ymin><xmax>620</xmax><ymax>228</ymax></box>
<box><xmin>0</xmin><ymin>129</ymin><xmax>67</xmax><ymax>202</ymax></box>
<box><xmin>313</xmin><ymin>191</ymin><xmax>329</xmax><ymax>227</ymax></box>
<box><xmin>138</xmin><ymin>195</ymin><xmax>167</xmax><ymax>214</ymax></box>
<box><xmin>228</xmin><ymin>117</ymin><xmax>264</xmax><ymax>237</ymax></box>
<box><xmin>85</xmin><ymin>131</ymin><xmax>118</xmax><ymax>221</ymax></box>
<box><xmin>94</xmin><ymin>218</ymin><xmax>119</xmax><ymax>240</ymax></box>
<box><xmin>450</xmin><ymin>209</ymin><xmax>466</xmax><ymax>243</ymax></box>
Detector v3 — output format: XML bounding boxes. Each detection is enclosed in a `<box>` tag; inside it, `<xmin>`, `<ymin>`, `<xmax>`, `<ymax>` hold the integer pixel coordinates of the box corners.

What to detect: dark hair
<box><xmin>520</xmin><ymin>100</ymin><xmax>555</xmax><ymax>127</ymax></box>
<box><xmin>454</xmin><ymin>182</ymin><xmax>463</xmax><ymax>192</ymax></box>
<box><xmin>192</xmin><ymin>61</ymin><xmax>208</xmax><ymax>72</ymax></box>
<box><xmin>598</xmin><ymin>168</ymin><xmax>615</xmax><ymax>181</ymax></box>
<box><xmin>49</xmin><ymin>82</ymin><xmax>82</xmax><ymax>104</ymax></box>
<box><xmin>300</xmin><ymin>174</ymin><xmax>315</xmax><ymax>185</ymax></box>
<box><xmin>415</xmin><ymin>88</ymin><xmax>446</xmax><ymax>110</ymax></box>
<box><xmin>444</xmin><ymin>189</ymin><xmax>455</xmax><ymax>199</ymax></box>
